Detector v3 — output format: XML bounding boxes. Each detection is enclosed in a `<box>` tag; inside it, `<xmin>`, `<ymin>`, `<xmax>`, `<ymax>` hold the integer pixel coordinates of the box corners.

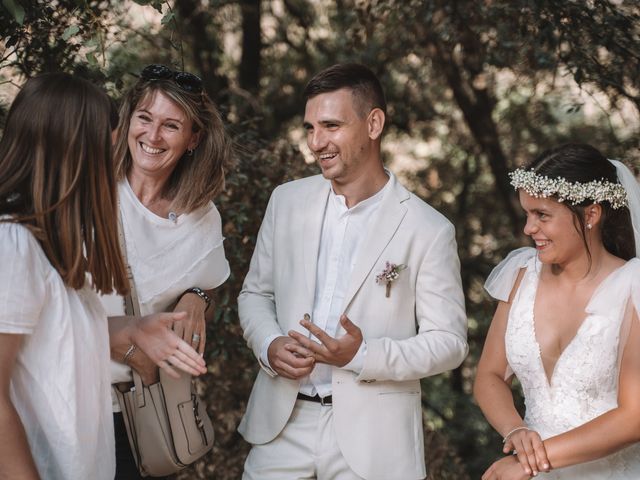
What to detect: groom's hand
<box><xmin>288</xmin><ymin>314</ymin><xmax>363</xmax><ymax>367</ymax></box>
<box><xmin>267</xmin><ymin>336</ymin><xmax>315</xmax><ymax>379</ymax></box>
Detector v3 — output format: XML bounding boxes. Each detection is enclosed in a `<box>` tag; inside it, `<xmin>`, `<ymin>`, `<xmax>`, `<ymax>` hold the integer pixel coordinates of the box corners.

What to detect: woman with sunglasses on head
<box><xmin>0</xmin><ymin>73</ymin><xmax>207</xmax><ymax>480</ymax></box>
<box><xmin>100</xmin><ymin>64</ymin><xmax>233</xmax><ymax>479</ymax></box>
<box><xmin>474</xmin><ymin>144</ymin><xmax>640</xmax><ymax>479</ymax></box>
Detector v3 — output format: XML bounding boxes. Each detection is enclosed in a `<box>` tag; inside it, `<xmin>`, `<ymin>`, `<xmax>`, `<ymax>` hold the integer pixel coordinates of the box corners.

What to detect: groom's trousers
<box><xmin>242</xmin><ymin>399</ymin><xmax>365</xmax><ymax>480</ymax></box>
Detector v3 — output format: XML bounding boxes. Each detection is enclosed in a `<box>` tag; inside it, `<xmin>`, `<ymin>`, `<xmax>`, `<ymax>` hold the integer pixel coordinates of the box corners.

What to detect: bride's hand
<box><xmin>482</xmin><ymin>455</ymin><xmax>531</xmax><ymax>480</ymax></box>
<box><xmin>504</xmin><ymin>428</ymin><xmax>550</xmax><ymax>476</ymax></box>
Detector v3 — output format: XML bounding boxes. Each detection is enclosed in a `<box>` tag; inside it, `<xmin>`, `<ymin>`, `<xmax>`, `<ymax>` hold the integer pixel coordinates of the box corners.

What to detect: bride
<box><xmin>474</xmin><ymin>143</ymin><xmax>640</xmax><ymax>479</ymax></box>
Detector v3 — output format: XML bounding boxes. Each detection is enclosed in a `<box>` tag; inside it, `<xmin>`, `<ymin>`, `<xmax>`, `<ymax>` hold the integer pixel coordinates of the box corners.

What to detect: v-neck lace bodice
<box><xmin>486</xmin><ymin>248</ymin><xmax>640</xmax><ymax>479</ymax></box>
<box><xmin>507</xmin><ymin>255</ymin><xmax>625</xmax><ymax>437</ymax></box>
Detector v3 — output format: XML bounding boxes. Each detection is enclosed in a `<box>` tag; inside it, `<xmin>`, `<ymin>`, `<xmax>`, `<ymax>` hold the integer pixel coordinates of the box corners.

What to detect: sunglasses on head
<box><xmin>139</xmin><ymin>64</ymin><xmax>203</xmax><ymax>94</ymax></box>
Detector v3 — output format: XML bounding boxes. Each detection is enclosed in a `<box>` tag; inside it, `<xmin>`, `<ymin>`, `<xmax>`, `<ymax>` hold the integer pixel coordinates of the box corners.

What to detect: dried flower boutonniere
<box><xmin>375</xmin><ymin>262</ymin><xmax>407</xmax><ymax>298</ymax></box>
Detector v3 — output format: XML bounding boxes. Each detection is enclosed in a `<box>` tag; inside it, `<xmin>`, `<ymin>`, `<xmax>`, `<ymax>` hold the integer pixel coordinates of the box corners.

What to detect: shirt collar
<box><xmin>329</xmin><ymin>171</ymin><xmax>390</xmax><ymax>213</ymax></box>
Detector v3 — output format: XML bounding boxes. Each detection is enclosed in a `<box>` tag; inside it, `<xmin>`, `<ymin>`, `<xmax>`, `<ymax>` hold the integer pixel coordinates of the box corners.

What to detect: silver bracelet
<box><xmin>179</xmin><ymin>287</ymin><xmax>211</xmax><ymax>311</ymax></box>
<box><xmin>502</xmin><ymin>426</ymin><xmax>531</xmax><ymax>444</ymax></box>
<box><xmin>123</xmin><ymin>344</ymin><xmax>137</xmax><ymax>365</ymax></box>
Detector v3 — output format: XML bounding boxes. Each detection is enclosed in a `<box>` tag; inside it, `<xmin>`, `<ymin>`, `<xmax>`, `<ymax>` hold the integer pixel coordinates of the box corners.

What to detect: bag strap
<box><xmin>117</xmin><ymin>209</ymin><xmax>146</xmax><ymax>408</ymax></box>
<box><xmin>114</xmin><ymin>387</ymin><xmax>143</xmax><ymax>471</ymax></box>
<box><xmin>118</xmin><ymin>212</ymin><xmax>141</xmax><ymax>318</ymax></box>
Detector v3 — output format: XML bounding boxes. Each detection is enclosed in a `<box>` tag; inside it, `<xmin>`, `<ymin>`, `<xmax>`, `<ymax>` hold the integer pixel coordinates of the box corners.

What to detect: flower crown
<box><xmin>509</xmin><ymin>168</ymin><xmax>627</xmax><ymax>209</ymax></box>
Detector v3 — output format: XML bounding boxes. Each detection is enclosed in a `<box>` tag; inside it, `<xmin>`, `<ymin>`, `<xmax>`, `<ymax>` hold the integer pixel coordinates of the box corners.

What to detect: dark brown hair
<box><xmin>0</xmin><ymin>73</ymin><xmax>128</xmax><ymax>294</ymax></box>
<box><xmin>526</xmin><ymin>143</ymin><xmax>635</xmax><ymax>260</ymax></box>
<box><xmin>113</xmin><ymin>78</ymin><xmax>233</xmax><ymax>212</ymax></box>
<box><xmin>303</xmin><ymin>63</ymin><xmax>387</xmax><ymax>118</ymax></box>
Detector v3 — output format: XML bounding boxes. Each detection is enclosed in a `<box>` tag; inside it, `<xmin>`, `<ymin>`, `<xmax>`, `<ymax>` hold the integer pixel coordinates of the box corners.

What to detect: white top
<box><xmin>101</xmin><ymin>179</ymin><xmax>230</xmax><ymax>408</ymax></box>
<box><xmin>0</xmin><ymin>222</ymin><xmax>114</xmax><ymax>480</ymax></box>
<box><xmin>486</xmin><ymin>248</ymin><xmax>640</xmax><ymax>479</ymax></box>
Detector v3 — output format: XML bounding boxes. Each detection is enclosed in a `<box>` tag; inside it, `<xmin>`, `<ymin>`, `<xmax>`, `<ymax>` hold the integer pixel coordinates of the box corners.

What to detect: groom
<box><xmin>238</xmin><ymin>63</ymin><xmax>468</xmax><ymax>480</ymax></box>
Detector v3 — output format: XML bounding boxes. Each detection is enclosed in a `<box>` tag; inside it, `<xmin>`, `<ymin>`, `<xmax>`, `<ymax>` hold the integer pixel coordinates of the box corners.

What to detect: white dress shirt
<box><xmin>261</xmin><ymin>176</ymin><xmax>389</xmax><ymax>397</ymax></box>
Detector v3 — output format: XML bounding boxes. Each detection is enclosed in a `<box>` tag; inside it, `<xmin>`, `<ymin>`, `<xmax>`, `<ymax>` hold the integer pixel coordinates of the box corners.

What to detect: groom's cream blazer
<box><xmin>238</xmin><ymin>172</ymin><xmax>468</xmax><ymax>480</ymax></box>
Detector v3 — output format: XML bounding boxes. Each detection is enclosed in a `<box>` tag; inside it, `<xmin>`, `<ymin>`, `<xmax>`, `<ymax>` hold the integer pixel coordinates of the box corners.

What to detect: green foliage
<box><xmin>0</xmin><ymin>1</ymin><xmax>110</xmax><ymax>76</ymax></box>
<box><xmin>133</xmin><ymin>0</ymin><xmax>164</xmax><ymax>9</ymax></box>
<box><xmin>2</xmin><ymin>0</ymin><xmax>25</xmax><ymax>25</ymax></box>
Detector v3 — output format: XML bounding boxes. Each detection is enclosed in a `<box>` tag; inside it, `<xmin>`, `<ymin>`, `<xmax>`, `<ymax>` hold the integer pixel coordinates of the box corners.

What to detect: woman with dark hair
<box><xmin>474</xmin><ymin>143</ymin><xmax>640</xmax><ymax>479</ymax></box>
<box><xmin>0</xmin><ymin>73</ymin><xmax>206</xmax><ymax>480</ymax></box>
<box><xmin>100</xmin><ymin>65</ymin><xmax>233</xmax><ymax>478</ymax></box>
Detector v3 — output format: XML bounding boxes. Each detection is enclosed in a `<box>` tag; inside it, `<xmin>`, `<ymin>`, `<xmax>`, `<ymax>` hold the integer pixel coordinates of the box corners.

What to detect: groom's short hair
<box><xmin>303</xmin><ymin>63</ymin><xmax>386</xmax><ymax>118</ymax></box>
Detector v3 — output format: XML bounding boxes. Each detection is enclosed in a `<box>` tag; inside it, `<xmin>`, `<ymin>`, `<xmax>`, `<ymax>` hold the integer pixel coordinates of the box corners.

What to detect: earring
<box><xmin>587</xmin><ymin>223</ymin><xmax>593</xmax><ymax>230</ymax></box>
<box><xmin>187</xmin><ymin>148</ymin><xmax>194</xmax><ymax>156</ymax></box>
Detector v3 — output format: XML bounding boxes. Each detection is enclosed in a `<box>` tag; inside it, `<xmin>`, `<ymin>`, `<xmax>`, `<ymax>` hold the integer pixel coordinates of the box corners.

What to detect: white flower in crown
<box><xmin>509</xmin><ymin>168</ymin><xmax>627</xmax><ymax>209</ymax></box>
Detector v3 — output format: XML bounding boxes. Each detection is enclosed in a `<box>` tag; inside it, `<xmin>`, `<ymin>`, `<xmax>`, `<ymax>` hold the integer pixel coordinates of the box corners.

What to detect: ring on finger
<box><xmin>192</xmin><ymin>333</ymin><xmax>201</xmax><ymax>343</ymax></box>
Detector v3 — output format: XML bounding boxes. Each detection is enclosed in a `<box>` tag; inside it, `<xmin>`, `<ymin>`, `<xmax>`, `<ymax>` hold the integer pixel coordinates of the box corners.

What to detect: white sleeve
<box><xmin>238</xmin><ymin>190</ymin><xmax>283</xmax><ymax>361</ymax></box>
<box><xmin>0</xmin><ymin>223</ymin><xmax>47</xmax><ymax>334</ymax></box>
<box><xmin>484</xmin><ymin>247</ymin><xmax>537</xmax><ymax>302</ymax></box>
<box><xmin>627</xmin><ymin>259</ymin><xmax>640</xmax><ymax>318</ymax></box>
<box><xmin>258</xmin><ymin>334</ymin><xmax>280</xmax><ymax>377</ymax></box>
<box><xmin>357</xmin><ymin>222</ymin><xmax>468</xmax><ymax>382</ymax></box>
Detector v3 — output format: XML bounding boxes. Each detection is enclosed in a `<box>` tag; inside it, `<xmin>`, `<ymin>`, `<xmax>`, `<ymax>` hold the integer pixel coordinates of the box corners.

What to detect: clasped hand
<box><xmin>483</xmin><ymin>428</ymin><xmax>550</xmax><ymax>480</ymax></box>
<box><xmin>289</xmin><ymin>314</ymin><xmax>362</xmax><ymax>366</ymax></box>
<box><xmin>504</xmin><ymin>428</ymin><xmax>550</xmax><ymax>477</ymax></box>
<box><xmin>172</xmin><ymin>290</ymin><xmax>208</xmax><ymax>354</ymax></box>
<box><xmin>482</xmin><ymin>455</ymin><xmax>531</xmax><ymax>480</ymax></box>
<box><xmin>267</xmin><ymin>314</ymin><xmax>363</xmax><ymax>379</ymax></box>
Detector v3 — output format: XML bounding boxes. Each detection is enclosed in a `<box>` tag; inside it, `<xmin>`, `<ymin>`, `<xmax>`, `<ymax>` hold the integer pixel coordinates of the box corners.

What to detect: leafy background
<box><xmin>1</xmin><ymin>0</ymin><xmax>639</xmax><ymax>478</ymax></box>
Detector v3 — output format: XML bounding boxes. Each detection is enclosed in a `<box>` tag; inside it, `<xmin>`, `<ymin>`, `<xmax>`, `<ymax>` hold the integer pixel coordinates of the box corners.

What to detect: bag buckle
<box><xmin>115</xmin><ymin>381</ymin><xmax>134</xmax><ymax>393</ymax></box>
<box><xmin>192</xmin><ymin>394</ymin><xmax>208</xmax><ymax>444</ymax></box>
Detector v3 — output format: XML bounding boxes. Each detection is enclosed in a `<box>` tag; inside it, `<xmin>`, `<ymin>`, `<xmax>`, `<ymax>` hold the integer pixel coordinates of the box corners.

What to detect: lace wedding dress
<box><xmin>486</xmin><ymin>247</ymin><xmax>640</xmax><ymax>479</ymax></box>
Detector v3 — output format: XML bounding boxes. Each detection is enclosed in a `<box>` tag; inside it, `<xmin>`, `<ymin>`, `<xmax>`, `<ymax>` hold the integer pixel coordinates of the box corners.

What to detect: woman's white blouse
<box><xmin>101</xmin><ymin>179</ymin><xmax>230</xmax><ymax>399</ymax></box>
<box><xmin>0</xmin><ymin>222</ymin><xmax>114</xmax><ymax>480</ymax></box>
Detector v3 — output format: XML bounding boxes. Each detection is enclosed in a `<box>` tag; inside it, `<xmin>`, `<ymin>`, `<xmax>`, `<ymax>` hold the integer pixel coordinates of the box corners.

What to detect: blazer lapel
<box><xmin>302</xmin><ymin>178</ymin><xmax>331</xmax><ymax>311</ymax></box>
<box><xmin>341</xmin><ymin>174</ymin><xmax>409</xmax><ymax>314</ymax></box>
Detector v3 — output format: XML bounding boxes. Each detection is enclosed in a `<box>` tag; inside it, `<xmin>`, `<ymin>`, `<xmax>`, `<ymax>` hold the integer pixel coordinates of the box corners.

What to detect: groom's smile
<box><xmin>303</xmin><ymin>88</ymin><xmax>380</xmax><ymax>191</ymax></box>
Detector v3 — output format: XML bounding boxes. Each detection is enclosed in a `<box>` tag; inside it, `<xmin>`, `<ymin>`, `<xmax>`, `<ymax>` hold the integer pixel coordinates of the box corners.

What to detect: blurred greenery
<box><xmin>1</xmin><ymin>0</ymin><xmax>639</xmax><ymax>478</ymax></box>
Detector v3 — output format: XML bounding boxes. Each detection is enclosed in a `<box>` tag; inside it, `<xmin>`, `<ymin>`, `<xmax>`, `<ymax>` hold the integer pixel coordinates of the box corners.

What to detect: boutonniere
<box><xmin>375</xmin><ymin>262</ymin><xmax>407</xmax><ymax>298</ymax></box>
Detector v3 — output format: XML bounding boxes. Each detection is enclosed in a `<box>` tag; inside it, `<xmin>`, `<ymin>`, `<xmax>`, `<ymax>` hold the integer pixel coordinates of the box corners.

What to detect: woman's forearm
<box><xmin>0</xmin><ymin>397</ymin><xmax>40</xmax><ymax>479</ymax></box>
<box><xmin>110</xmin><ymin>340</ymin><xmax>159</xmax><ymax>386</ymax></box>
<box><xmin>542</xmin><ymin>311</ymin><xmax>640</xmax><ymax>469</ymax></box>
<box><xmin>0</xmin><ymin>332</ymin><xmax>40</xmax><ymax>480</ymax></box>
<box><xmin>108</xmin><ymin>315</ymin><xmax>137</xmax><ymax>349</ymax></box>
<box><xmin>543</xmin><ymin>407</ymin><xmax>640</xmax><ymax>469</ymax></box>
<box><xmin>474</xmin><ymin>371</ymin><xmax>524</xmax><ymax>437</ymax></box>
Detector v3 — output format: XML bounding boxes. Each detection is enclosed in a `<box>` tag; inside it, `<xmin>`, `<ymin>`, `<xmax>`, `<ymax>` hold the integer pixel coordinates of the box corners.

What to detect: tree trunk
<box><xmin>174</xmin><ymin>0</ymin><xmax>228</xmax><ymax>102</ymax></box>
<box><xmin>430</xmin><ymin>37</ymin><xmax>521</xmax><ymax>231</ymax></box>
<box><xmin>239</xmin><ymin>0</ymin><xmax>261</xmax><ymax>94</ymax></box>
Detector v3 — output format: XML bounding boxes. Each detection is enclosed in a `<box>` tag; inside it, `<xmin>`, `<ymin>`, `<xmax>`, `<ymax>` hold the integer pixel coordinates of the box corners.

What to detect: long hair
<box><xmin>0</xmin><ymin>73</ymin><xmax>128</xmax><ymax>295</ymax></box>
<box><xmin>113</xmin><ymin>79</ymin><xmax>233</xmax><ymax>212</ymax></box>
<box><xmin>526</xmin><ymin>143</ymin><xmax>635</xmax><ymax>260</ymax></box>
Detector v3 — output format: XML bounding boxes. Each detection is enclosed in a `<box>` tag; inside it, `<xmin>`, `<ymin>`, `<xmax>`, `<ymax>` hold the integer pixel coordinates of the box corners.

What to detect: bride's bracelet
<box><xmin>502</xmin><ymin>426</ymin><xmax>531</xmax><ymax>444</ymax></box>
